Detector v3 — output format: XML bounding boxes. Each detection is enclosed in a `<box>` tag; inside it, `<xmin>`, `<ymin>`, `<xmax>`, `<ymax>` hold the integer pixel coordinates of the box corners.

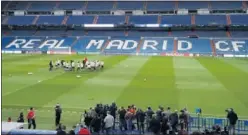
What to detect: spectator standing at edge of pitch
<box><xmin>226</xmin><ymin>108</ymin><xmax>238</xmax><ymax>135</ymax></box>
<box><xmin>146</xmin><ymin>106</ymin><xmax>154</xmax><ymax>131</ymax></box>
<box><xmin>57</xmin><ymin>125</ymin><xmax>67</xmax><ymax>135</ymax></box>
<box><xmin>118</xmin><ymin>106</ymin><xmax>127</xmax><ymax>131</ymax></box>
<box><xmin>17</xmin><ymin>112</ymin><xmax>24</xmax><ymax>123</ymax></box>
<box><xmin>104</xmin><ymin>111</ymin><xmax>114</xmax><ymax>135</ymax></box>
<box><xmin>136</xmin><ymin>108</ymin><xmax>145</xmax><ymax>134</ymax></box>
<box><xmin>27</xmin><ymin>107</ymin><xmax>36</xmax><ymax>129</ymax></box>
<box><xmin>170</xmin><ymin>110</ymin><xmax>179</xmax><ymax>134</ymax></box>
<box><xmin>55</xmin><ymin>103</ymin><xmax>62</xmax><ymax>126</ymax></box>
<box><xmin>109</xmin><ymin>102</ymin><xmax>117</xmax><ymax>130</ymax></box>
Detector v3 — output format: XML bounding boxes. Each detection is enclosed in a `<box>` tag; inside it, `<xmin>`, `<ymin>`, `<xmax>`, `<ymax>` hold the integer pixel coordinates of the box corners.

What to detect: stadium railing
<box><xmin>189</xmin><ymin>116</ymin><xmax>248</xmax><ymax>133</ymax></box>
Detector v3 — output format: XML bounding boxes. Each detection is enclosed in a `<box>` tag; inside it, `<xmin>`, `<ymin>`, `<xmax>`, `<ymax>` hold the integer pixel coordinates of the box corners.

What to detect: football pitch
<box><xmin>2</xmin><ymin>54</ymin><xmax>248</xmax><ymax>129</ymax></box>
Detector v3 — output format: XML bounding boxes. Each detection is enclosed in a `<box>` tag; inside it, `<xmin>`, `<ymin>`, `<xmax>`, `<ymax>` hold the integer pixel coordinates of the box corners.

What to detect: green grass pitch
<box><xmin>2</xmin><ymin>54</ymin><xmax>248</xmax><ymax>129</ymax></box>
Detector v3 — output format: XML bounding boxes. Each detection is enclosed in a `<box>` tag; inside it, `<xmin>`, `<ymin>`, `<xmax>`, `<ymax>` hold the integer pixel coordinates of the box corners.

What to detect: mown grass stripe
<box><xmin>196</xmin><ymin>57</ymin><xmax>248</xmax><ymax>116</ymax></box>
<box><xmin>116</xmin><ymin>56</ymin><xmax>178</xmax><ymax>110</ymax></box>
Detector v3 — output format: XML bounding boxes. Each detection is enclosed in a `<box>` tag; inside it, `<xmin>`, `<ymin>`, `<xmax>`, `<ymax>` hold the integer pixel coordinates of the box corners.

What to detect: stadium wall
<box><xmin>1</xmin><ymin>37</ymin><xmax>248</xmax><ymax>58</ymax></box>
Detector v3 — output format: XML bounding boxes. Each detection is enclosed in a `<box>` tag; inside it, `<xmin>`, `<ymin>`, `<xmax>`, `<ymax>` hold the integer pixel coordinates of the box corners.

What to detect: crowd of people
<box><xmin>7</xmin><ymin>103</ymin><xmax>239</xmax><ymax>135</ymax></box>
<box><xmin>80</xmin><ymin>103</ymin><xmax>238</xmax><ymax>135</ymax></box>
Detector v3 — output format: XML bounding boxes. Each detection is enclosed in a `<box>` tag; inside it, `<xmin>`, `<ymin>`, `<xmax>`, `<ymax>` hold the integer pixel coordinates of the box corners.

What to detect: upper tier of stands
<box><xmin>2</xmin><ymin>1</ymin><xmax>247</xmax><ymax>11</ymax></box>
<box><xmin>3</xmin><ymin>15</ymin><xmax>248</xmax><ymax>25</ymax></box>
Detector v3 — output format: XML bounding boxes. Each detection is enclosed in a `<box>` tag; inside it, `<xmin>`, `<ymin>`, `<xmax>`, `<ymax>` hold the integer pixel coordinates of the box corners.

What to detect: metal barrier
<box><xmin>189</xmin><ymin>116</ymin><xmax>248</xmax><ymax>133</ymax></box>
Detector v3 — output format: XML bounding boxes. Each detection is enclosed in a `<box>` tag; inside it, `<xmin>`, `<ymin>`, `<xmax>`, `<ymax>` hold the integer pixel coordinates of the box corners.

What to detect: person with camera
<box><xmin>226</xmin><ymin>108</ymin><xmax>238</xmax><ymax>135</ymax></box>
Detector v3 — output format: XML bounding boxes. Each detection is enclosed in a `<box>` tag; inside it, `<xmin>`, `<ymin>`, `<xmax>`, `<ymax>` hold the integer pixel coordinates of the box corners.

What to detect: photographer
<box><xmin>226</xmin><ymin>108</ymin><xmax>238</xmax><ymax>135</ymax></box>
<box><xmin>55</xmin><ymin>104</ymin><xmax>62</xmax><ymax>126</ymax></box>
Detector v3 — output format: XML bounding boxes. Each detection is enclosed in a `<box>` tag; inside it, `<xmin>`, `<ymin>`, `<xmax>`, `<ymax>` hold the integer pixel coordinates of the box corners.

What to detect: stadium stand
<box><xmin>1</xmin><ymin>1</ymin><xmax>248</xmax><ymax>134</ymax></box>
<box><xmin>66</xmin><ymin>16</ymin><xmax>94</xmax><ymax>25</ymax></box>
<box><xmin>210</xmin><ymin>1</ymin><xmax>243</xmax><ymax>10</ymax></box>
<box><xmin>115</xmin><ymin>1</ymin><xmax>144</xmax><ymax>10</ymax></box>
<box><xmin>195</xmin><ymin>15</ymin><xmax>227</xmax><ymax>25</ymax></box>
<box><xmin>28</xmin><ymin>2</ymin><xmax>57</xmax><ymax>11</ymax></box>
<box><xmin>56</xmin><ymin>2</ymin><xmax>85</xmax><ymax>10</ymax></box>
<box><xmin>161</xmin><ymin>15</ymin><xmax>191</xmax><ymax>25</ymax></box>
<box><xmin>97</xmin><ymin>15</ymin><xmax>125</xmax><ymax>24</ymax></box>
<box><xmin>178</xmin><ymin>1</ymin><xmax>209</xmax><ymax>10</ymax></box>
<box><xmin>146</xmin><ymin>1</ymin><xmax>175</xmax><ymax>11</ymax></box>
<box><xmin>87</xmin><ymin>1</ymin><xmax>114</xmax><ymax>11</ymax></box>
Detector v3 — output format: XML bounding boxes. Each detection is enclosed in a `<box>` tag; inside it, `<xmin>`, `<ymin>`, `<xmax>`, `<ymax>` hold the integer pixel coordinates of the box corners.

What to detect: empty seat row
<box><xmin>3</xmin><ymin>30</ymin><xmax>247</xmax><ymax>38</ymax></box>
<box><xmin>3</xmin><ymin>15</ymin><xmax>248</xmax><ymax>25</ymax></box>
<box><xmin>2</xmin><ymin>1</ymin><xmax>246</xmax><ymax>11</ymax></box>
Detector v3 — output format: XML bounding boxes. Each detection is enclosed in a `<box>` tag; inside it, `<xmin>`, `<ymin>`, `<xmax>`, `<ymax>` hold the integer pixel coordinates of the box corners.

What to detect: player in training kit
<box><xmin>49</xmin><ymin>61</ymin><xmax>53</xmax><ymax>71</ymax></box>
<box><xmin>71</xmin><ymin>60</ymin><xmax>75</xmax><ymax>71</ymax></box>
<box><xmin>76</xmin><ymin>61</ymin><xmax>81</xmax><ymax>71</ymax></box>
<box><xmin>55</xmin><ymin>59</ymin><xmax>61</xmax><ymax>69</ymax></box>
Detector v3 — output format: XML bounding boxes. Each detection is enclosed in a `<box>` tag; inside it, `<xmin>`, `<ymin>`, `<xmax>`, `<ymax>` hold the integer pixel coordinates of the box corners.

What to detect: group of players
<box><xmin>49</xmin><ymin>57</ymin><xmax>104</xmax><ymax>71</ymax></box>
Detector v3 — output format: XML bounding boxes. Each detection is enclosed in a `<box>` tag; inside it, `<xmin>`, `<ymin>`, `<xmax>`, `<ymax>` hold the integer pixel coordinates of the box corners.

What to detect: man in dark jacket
<box><xmin>149</xmin><ymin>115</ymin><xmax>161</xmax><ymax>135</ymax></box>
<box><xmin>109</xmin><ymin>102</ymin><xmax>117</xmax><ymax>129</ymax></box>
<box><xmin>226</xmin><ymin>108</ymin><xmax>238</xmax><ymax>135</ymax></box>
<box><xmin>68</xmin><ymin>125</ymin><xmax>76</xmax><ymax>135</ymax></box>
<box><xmin>136</xmin><ymin>109</ymin><xmax>145</xmax><ymax>134</ymax></box>
<box><xmin>17</xmin><ymin>112</ymin><xmax>24</xmax><ymax>123</ymax></box>
<box><xmin>169</xmin><ymin>110</ymin><xmax>179</xmax><ymax>134</ymax></box>
<box><xmin>161</xmin><ymin>115</ymin><xmax>169</xmax><ymax>135</ymax></box>
<box><xmin>90</xmin><ymin>115</ymin><xmax>101</xmax><ymax>134</ymax></box>
<box><xmin>57</xmin><ymin>125</ymin><xmax>67</xmax><ymax>135</ymax></box>
<box><xmin>118</xmin><ymin>107</ymin><xmax>127</xmax><ymax>131</ymax></box>
<box><xmin>55</xmin><ymin>104</ymin><xmax>62</xmax><ymax>126</ymax></box>
<box><xmin>146</xmin><ymin>107</ymin><xmax>154</xmax><ymax>131</ymax></box>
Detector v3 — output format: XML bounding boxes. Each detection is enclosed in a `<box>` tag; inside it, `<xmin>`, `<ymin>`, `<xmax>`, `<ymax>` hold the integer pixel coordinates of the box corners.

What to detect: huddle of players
<box><xmin>49</xmin><ymin>59</ymin><xmax>86</xmax><ymax>71</ymax></box>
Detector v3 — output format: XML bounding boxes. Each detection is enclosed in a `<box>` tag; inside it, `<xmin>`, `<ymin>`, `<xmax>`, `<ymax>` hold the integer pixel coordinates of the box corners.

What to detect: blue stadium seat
<box><xmin>29</xmin><ymin>2</ymin><xmax>56</xmax><ymax>11</ymax></box>
<box><xmin>146</xmin><ymin>2</ymin><xmax>175</xmax><ymax>11</ymax></box>
<box><xmin>214</xmin><ymin>39</ymin><xmax>248</xmax><ymax>55</ymax></box>
<box><xmin>170</xmin><ymin>31</ymin><xmax>193</xmax><ymax>37</ymax></box>
<box><xmin>35</xmin><ymin>30</ymin><xmax>66</xmax><ymax>36</ymax></box>
<box><xmin>128</xmin><ymin>31</ymin><xmax>168</xmax><ymax>37</ymax></box>
<box><xmin>67</xmin><ymin>16</ymin><xmax>94</xmax><ymax>25</ymax></box>
<box><xmin>7</xmin><ymin>16</ymin><xmax>35</xmax><ymax>25</ymax></box>
<box><xmin>72</xmin><ymin>37</ymin><xmax>108</xmax><ymax>52</ymax></box>
<box><xmin>9</xmin><ymin>30</ymin><xmax>36</xmax><ymax>36</ymax></box>
<box><xmin>161</xmin><ymin>15</ymin><xmax>191</xmax><ymax>25</ymax></box>
<box><xmin>230</xmin><ymin>31</ymin><xmax>248</xmax><ymax>37</ymax></box>
<box><xmin>56</xmin><ymin>2</ymin><xmax>85</xmax><ymax>10</ymax></box>
<box><xmin>67</xmin><ymin>30</ymin><xmax>86</xmax><ymax>36</ymax></box>
<box><xmin>87</xmin><ymin>2</ymin><xmax>114</xmax><ymax>11</ymax></box>
<box><xmin>195</xmin><ymin>15</ymin><xmax>227</xmax><ymax>25</ymax></box>
<box><xmin>87</xmin><ymin>31</ymin><xmax>124</xmax><ymax>37</ymax></box>
<box><xmin>97</xmin><ymin>15</ymin><xmax>125</xmax><ymax>24</ymax></box>
<box><xmin>116</xmin><ymin>2</ymin><xmax>144</xmax><ymax>10</ymax></box>
<box><xmin>139</xmin><ymin>37</ymin><xmax>174</xmax><ymax>54</ymax></box>
<box><xmin>194</xmin><ymin>31</ymin><xmax>227</xmax><ymax>37</ymax></box>
<box><xmin>211</xmin><ymin>1</ymin><xmax>242</xmax><ymax>10</ymax></box>
<box><xmin>6</xmin><ymin>1</ymin><xmax>28</xmax><ymax>10</ymax></box>
<box><xmin>178</xmin><ymin>2</ymin><xmax>208</xmax><ymax>10</ymax></box>
<box><xmin>177</xmin><ymin>38</ymin><xmax>212</xmax><ymax>54</ymax></box>
<box><xmin>230</xmin><ymin>15</ymin><xmax>248</xmax><ymax>25</ymax></box>
<box><xmin>104</xmin><ymin>37</ymin><xmax>140</xmax><ymax>54</ymax></box>
<box><xmin>36</xmin><ymin>16</ymin><xmax>64</xmax><ymax>25</ymax></box>
<box><xmin>129</xmin><ymin>15</ymin><xmax>158</xmax><ymax>24</ymax></box>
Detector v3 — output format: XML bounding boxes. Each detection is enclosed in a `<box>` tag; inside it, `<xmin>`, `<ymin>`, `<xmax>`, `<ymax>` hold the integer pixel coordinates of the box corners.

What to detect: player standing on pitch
<box><xmin>49</xmin><ymin>60</ymin><xmax>53</xmax><ymax>71</ymax></box>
